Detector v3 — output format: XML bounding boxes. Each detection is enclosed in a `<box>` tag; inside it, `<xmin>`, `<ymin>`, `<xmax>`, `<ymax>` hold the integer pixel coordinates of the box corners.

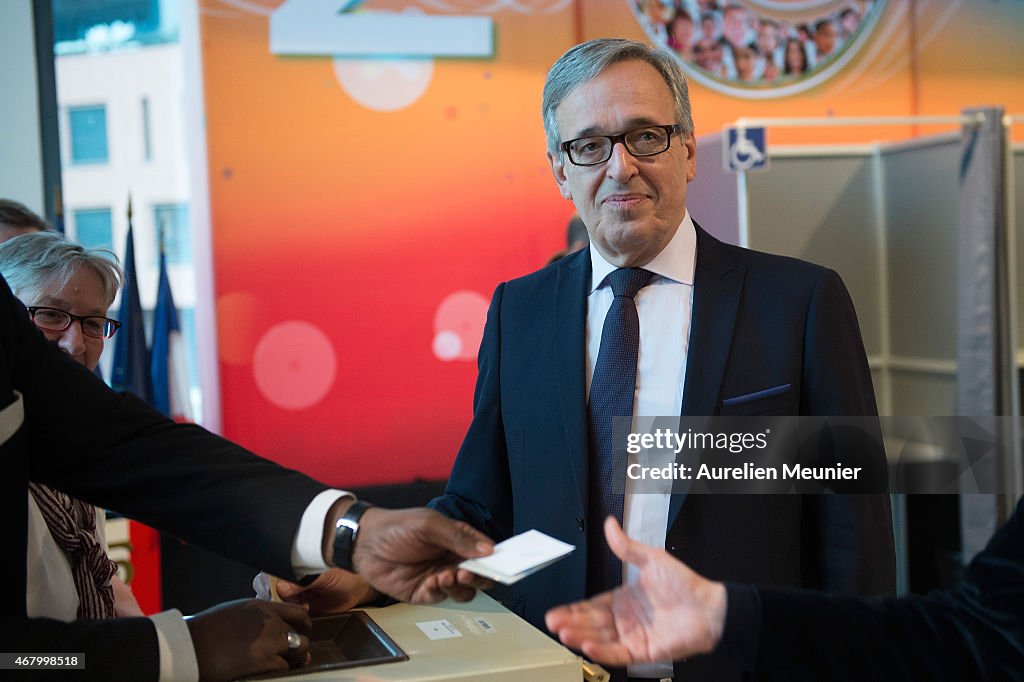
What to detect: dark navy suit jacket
<box><xmin>431</xmin><ymin>224</ymin><xmax>896</xmax><ymax>680</ymax></box>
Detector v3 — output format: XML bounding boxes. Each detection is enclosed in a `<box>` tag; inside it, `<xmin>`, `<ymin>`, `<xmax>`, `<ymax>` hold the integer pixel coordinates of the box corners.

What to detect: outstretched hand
<box><xmin>351</xmin><ymin>506</ymin><xmax>494</xmax><ymax>603</ymax></box>
<box><xmin>544</xmin><ymin>517</ymin><xmax>727</xmax><ymax>665</ymax></box>
<box><xmin>187</xmin><ymin>599</ymin><xmax>312</xmax><ymax>681</ymax></box>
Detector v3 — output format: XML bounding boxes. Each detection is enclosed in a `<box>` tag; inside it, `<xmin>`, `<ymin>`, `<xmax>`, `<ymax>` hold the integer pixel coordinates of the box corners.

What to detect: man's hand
<box><xmin>544</xmin><ymin>517</ymin><xmax>727</xmax><ymax>665</ymax></box>
<box><xmin>344</xmin><ymin>506</ymin><xmax>494</xmax><ymax>603</ymax></box>
<box><xmin>267</xmin><ymin>569</ymin><xmax>382</xmax><ymax>615</ymax></box>
<box><xmin>186</xmin><ymin>599</ymin><xmax>312</xmax><ymax>681</ymax></box>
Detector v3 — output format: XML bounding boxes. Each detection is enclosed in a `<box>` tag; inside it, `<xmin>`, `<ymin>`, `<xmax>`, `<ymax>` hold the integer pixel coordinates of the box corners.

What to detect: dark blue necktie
<box><xmin>587</xmin><ymin>267</ymin><xmax>654</xmax><ymax>598</ymax></box>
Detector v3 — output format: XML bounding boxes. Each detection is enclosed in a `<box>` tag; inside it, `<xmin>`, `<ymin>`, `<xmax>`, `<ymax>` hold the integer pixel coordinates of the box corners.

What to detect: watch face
<box><xmin>333</xmin><ymin>501</ymin><xmax>371</xmax><ymax>571</ymax></box>
<box><xmin>333</xmin><ymin>520</ymin><xmax>356</xmax><ymax>572</ymax></box>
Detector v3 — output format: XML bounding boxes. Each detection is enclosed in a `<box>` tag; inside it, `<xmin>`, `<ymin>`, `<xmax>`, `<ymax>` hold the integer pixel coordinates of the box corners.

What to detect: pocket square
<box><xmin>722</xmin><ymin>383</ymin><xmax>792</xmax><ymax>406</ymax></box>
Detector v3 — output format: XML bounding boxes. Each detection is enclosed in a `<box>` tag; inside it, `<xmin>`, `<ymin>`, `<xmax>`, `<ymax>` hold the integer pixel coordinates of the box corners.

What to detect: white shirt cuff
<box><xmin>148</xmin><ymin>490</ymin><xmax>352</xmax><ymax>681</ymax></box>
<box><xmin>291</xmin><ymin>489</ymin><xmax>353</xmax><ymax>576</ymax></box>
<box><xmin>150</xmin><ymin>609</ymin><xmax>198</xmax><ymax>682</ymax></box>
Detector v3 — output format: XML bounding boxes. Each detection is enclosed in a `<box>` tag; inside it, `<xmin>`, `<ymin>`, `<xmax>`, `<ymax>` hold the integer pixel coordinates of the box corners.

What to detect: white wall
<box><xmin>57</xmin><ymin>44</ymin><xmax>194</xmax><ymax>309</ymax></box>
<box><xmin>0</xmin><ymin>0</ymin><xmax>44</xmax><ymax>212</ymax></box>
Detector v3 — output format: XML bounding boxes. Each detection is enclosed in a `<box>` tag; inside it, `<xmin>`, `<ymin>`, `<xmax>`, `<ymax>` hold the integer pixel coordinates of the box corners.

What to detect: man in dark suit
<box><xmin>0</xmin><ymin>274</ymin><xmax>492</xmax><ymax>681</ymax></box>
<box><xmin>546</xmin><ymin>503</ymin><xmax>1024</xmax><ymax>680</ymax></box>
<box><xmin>430</xmin><ymin>38</ymin><xmax>894</xmax><ymax>680</ymax></box>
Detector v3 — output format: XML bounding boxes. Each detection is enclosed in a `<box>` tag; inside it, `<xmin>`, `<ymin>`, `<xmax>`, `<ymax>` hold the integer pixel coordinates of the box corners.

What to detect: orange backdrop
<box><xmin>198</xmin><ymin>0</ymin><xmax>1024</xmax><ymax>487</ymax></box>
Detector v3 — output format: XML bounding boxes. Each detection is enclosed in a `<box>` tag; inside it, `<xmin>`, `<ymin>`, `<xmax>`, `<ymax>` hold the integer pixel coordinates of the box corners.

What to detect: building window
<box><xmin>68</xmin><ymin>105</ymin><xmax>109</xmax><ymax>164</ymax></box>
<box><xmin>154</xmin><ymin>203</ymin><xmax>191</xmax><ymax>264</ymax></box>
<box><xmin>74</xmin><ymin>208</ymin><xmax>113</xmax><ymax>251</ymax></box>
<box><xmin>53</xmin><ymin>0</ymin><xmax>178</xmax><ymax>53</ymax></box>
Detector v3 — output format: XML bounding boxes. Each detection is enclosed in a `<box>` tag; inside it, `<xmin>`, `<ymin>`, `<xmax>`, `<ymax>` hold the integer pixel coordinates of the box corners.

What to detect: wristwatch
<box><xmin>332</xmin><ymin>500</ymin><xmax>373</xmax><ymax>572</ymax></box>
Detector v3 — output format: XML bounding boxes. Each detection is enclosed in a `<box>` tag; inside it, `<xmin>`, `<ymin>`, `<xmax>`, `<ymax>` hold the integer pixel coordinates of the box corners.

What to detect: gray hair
<box><xmin>0</xmin><ymin>231</ymin><xmax>122</xmax><ymax>306</ymax></box>
<box><xmin>541</xmin><ymin>38</ymin><xmax>694</xmax><ymax>154</ymax></box>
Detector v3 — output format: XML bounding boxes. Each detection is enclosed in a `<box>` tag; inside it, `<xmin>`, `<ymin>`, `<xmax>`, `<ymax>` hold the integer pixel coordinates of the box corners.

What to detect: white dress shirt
<box><xmin>587</xmin><ymin>212</ymin><xmax>696</xmax><ymax>679</ymax></box>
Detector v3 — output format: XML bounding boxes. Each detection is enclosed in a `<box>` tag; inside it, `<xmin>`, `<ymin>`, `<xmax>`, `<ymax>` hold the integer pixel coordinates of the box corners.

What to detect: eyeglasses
<box><xmin>27</xmin><ymin>306</ymin><xmax>121</xmax><ymax>339</ymax></box>
<box><xmin>560</xmin><ymin>124</ymin><xmax>683</xmax><ymax>166</ymax></box>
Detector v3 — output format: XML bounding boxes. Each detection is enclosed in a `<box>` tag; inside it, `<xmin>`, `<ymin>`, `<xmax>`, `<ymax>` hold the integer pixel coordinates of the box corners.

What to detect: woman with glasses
<box><xmin>0</xmin><ymin>230</ymin><xmax>143</xmax><ymax>620</ymax></box>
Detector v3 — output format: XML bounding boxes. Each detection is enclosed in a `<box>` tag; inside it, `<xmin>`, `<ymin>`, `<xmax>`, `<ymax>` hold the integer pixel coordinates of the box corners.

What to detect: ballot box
<box><xmin>262</xmin><ymin>592</ymin><xmax>586</xmax><ymax>681</ymax></box>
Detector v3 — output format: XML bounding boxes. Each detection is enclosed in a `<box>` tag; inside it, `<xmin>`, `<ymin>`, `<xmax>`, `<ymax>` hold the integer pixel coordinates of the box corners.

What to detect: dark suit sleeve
<box><xmin>717</xmin><ymin>499</ymin><xmax>1024</xmax><ymax>680</ymax></box>
<box><xmin>0</xmin><ymin>275</ymin><xmax>329</xmax><ymax>678</ymax></box>
<box><xmin>428</xmin><ymin>283</ymin><xmax>514</xmax><ymax>541</ymax></box>
<box><xmin>801</xmin><ymin>268</ymin><xmax>895</xmax><ymax>596</ymax></box>
<box><xmin>15</xmin><ymin>316</ymin><xmax>328</xmax><ymax>579</ymax></box>
<box><xmin>1</xmin><ymin>617</ymin><xmax>160</xmax><ymax>681</ymax></box>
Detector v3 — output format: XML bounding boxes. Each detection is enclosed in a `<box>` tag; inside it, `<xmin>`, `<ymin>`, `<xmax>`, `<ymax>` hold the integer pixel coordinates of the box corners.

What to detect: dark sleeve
<box><xmin>752</xmin><ymin>498</ymin><xmax>1024</xmax><ymax>680</ymax></box>
<box><xmin>428</xmin><ymin>283</ymin><xmax>514</xmax><ymax>541</ymax></box>
<box><xmin>0</xmin><ymin>275</ymin><xmax>330</xmax><ymax>676</ymax></box>
<box><xmin>0</xmin><ymin>617</ymin><xmax>159</xmax><ymax>682</ymax></box>
<box><xmin>714</xmin><ymin>583</ymin><xmax>761</xmax><ymax>671</ymax></box>
<box><xmin>10</xmin><ymin>295</ymin><xmax>328</xmax><ymax>579</ymax></box>
<box><xmin>801</xmin><ymin>268</ymin><xmax>895</xmax><ymax>596</ymax></box>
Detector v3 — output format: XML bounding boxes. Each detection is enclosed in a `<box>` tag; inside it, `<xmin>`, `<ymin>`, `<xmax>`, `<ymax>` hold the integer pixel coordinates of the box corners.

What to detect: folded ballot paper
<box><xmin>459</xmin><ymin>530</ymin><xmax>575</xmax><ymax>585</ymax></box>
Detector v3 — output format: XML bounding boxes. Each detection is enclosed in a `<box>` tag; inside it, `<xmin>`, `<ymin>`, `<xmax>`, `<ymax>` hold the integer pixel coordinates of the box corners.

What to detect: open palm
<box><xmin>545</xmin><ymin>517</ymin><xmax>726</xmax><ymax>665</ymax></box>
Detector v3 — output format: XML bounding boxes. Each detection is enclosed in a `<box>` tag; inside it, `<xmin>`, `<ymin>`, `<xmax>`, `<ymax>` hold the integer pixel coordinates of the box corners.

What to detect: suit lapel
<box><xmin>671</xmin><ymin>224</ymin><xmax>746</xmax><ymax>526</ymax></box>
<box><xmin>555</xmin><ymin>250</ymin><xmax>590</xmax><ymax>512</ymax></box>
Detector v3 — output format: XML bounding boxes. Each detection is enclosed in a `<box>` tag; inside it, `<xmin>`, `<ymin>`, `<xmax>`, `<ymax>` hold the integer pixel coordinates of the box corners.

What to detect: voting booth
<box><xmin>691</xmin><ymin>111</ymin><xmax>1024</xmax><ymax>592</ymax></box>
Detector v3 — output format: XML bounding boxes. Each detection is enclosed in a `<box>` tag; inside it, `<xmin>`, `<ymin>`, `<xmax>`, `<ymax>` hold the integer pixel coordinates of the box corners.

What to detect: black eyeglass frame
<box><xmin>560</xmin><ymin>123</ymin><xmax>684</xmax><ymax>167</ymax></box>
<box><xmin>27</xmin><ymin>306</ymin><xmax>121</xmax><ymax>339</ymax></box>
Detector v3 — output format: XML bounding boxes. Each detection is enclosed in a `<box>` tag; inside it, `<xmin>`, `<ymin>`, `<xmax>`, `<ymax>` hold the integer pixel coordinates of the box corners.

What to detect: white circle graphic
<box><xmin>253</xmin><ymin>321</ymin><xmax>337</xmax><ymax>410</ymax></box>
<box><xmin>432</xmin><ymin>290</ymin><xmax>489</xmax><ymax>362</ymax></box>
<box><xmin>433</xmin><ymin>330</ymin><xmax>463</xmax><ymax>361</ymax></box>
<box><xmin>333</xmin><ymin>57</ymin><xmax>435</xmax><ymax>111</ymax></box>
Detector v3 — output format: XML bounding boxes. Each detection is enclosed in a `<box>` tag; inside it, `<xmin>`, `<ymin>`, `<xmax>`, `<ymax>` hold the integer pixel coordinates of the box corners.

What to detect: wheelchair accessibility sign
<box><xmin>724</xmin><ymin>126</ymin><xmax>768</xmax><ymax>172</ymax></box>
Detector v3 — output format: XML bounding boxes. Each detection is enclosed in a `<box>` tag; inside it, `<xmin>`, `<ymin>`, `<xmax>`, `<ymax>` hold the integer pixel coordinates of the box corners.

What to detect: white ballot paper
<box><xmin>459</xmin><ymin>530</ymin><xmax>575</xmax><ymax>585</ymax></box>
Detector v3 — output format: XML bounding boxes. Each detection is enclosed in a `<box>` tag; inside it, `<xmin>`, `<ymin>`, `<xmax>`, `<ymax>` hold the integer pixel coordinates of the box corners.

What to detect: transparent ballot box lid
<box><xmin>246</xmin><ymin>611</ymin><xmax>407</xmax><ymax>679</ymax></box>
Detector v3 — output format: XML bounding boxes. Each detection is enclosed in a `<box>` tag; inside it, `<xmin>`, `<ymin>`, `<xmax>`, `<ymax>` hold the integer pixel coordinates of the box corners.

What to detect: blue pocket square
<box><xmin>722</xmin><ymin>383</ymin><xmax>792</xmax><ymax>406</ymax></box>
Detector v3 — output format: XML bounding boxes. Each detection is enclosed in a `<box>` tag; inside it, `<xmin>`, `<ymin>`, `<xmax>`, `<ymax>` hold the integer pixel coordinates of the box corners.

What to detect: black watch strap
<box><xmin>332</xmin><ymin>500</ymin><xmax>373</xmax><ymax>572</ymax></box>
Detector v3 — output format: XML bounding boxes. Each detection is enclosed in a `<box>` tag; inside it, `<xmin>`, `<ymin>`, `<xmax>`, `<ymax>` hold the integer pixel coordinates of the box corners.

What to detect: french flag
<box><xmin>150</xmin><ymin>249</ymin><xmax>192</xmax><ymax>422</ymax></box>
<box><xmin>111</xmin><ymin>222</ymin><xmax>153</xmax><ymax>402</ymax></box>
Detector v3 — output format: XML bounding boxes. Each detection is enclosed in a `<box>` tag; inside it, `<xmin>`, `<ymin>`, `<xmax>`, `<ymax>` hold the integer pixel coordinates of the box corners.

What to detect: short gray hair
<box><xmin>0</xmin><ymin>231</ymin><xmax>122</xmax><ymax>306</ymax></box>
<box><xmin>541</xmin><ymin>38</ymin><xmax>694</xmax><ymax>154</ymax></box>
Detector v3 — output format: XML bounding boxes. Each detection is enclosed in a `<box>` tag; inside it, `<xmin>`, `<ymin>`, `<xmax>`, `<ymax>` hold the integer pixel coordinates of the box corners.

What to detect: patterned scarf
<box><xmin>29</xmin><ymin>483</ymin><xmax>117</xmax><ymax>619</ymax></box>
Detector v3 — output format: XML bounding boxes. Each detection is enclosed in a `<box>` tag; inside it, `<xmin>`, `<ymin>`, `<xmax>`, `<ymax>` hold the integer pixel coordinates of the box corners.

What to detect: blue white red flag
<box><xmin>151</xmin><ymin>250</ymin><xmax>192</xmax><ymax>421</ymax></box>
